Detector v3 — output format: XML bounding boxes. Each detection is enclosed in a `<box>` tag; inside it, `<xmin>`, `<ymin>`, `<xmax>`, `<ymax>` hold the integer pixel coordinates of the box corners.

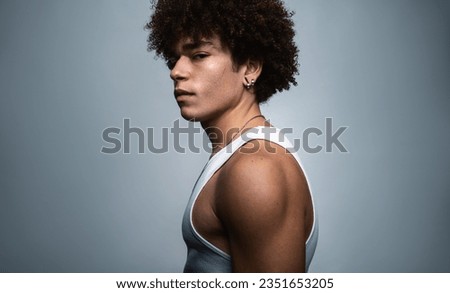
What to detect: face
<box><xmin>169</xmin><ymin>36</ymin><xmax>247</xmax><ymax>123</ymax></box>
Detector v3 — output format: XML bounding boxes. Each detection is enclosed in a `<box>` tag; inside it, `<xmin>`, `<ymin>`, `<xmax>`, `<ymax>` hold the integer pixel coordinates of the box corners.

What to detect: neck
<box><xmin>201</xmin><ymin>101</ymin><xmax>267</xmax><ymax>155</ymax></box>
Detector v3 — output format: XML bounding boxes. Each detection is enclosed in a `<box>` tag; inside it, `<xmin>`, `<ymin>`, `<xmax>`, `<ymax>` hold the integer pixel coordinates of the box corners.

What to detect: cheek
<box><xmin>202</xmin><ymin>63</ymin><xmax>242</xmax><ymax>97</ymax></box>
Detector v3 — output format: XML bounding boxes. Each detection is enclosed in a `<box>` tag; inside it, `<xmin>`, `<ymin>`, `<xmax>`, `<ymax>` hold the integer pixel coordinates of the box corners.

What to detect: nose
<box><xmin>169</xmin><ymin>56</ymin><xmax>189</xmax><ymax>83</ymax></box>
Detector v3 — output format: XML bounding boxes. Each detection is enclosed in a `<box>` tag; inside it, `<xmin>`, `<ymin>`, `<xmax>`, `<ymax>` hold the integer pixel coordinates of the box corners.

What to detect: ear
<box><xmin>244</xmin><ymin>59</ymin><xmax>263</xmax><ymax>82</ymax></box>
<box><xmin>242</xmin><ymin>59</ymin><xmax>263</xmax><ymax>90</ymax></box>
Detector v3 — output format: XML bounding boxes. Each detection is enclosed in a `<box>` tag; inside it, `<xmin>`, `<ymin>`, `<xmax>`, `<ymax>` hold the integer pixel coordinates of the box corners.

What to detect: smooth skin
<box><xmin>170</xmin><ymin>35</ymin><xmax>313</xmax><ymax>272</ymax></box>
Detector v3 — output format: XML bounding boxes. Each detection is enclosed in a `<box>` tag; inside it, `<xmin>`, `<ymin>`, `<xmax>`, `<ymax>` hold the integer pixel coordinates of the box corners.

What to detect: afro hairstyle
<box><xmin>145</xmin><ymin>0</ymin><xmax>299</xmax><ymax>103</ymax></box>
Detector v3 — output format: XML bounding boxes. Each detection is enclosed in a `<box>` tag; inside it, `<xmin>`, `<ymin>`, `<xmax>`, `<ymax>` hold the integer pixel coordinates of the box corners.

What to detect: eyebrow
<box><xmin>181</xmin><ymin>40</ymin><xmax>214</xmax><ymax>51</ymax></box>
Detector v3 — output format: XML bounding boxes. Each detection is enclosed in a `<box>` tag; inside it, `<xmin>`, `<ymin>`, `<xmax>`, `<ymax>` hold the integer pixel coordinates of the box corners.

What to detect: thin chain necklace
<box><xmin>230</xmin><ymin>114</ymin><xmax>266</xmax><ymax>141</ymax></box>
<box><xmin>212</xmin><ymin>114</ymin><xmax>266</xmax><ymax>152</ymax></box>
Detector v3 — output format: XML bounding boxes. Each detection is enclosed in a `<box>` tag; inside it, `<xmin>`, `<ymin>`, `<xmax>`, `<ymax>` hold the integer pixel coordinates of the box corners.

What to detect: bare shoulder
<box><xmin>216</xmin><ymin>139</ymin><xmax>309</xmax><ymax>211</ymax></box>
<box><xmin>214</xmin><ymin>139</ymin><xmax>311</xmax><ymax>272</ymax></box>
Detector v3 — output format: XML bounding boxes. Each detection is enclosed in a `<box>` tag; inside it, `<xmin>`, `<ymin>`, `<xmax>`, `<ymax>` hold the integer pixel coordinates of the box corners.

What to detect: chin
<box><xmin>180</xmin><ymin>113</ymin><xmax>195</xmax><ymax>121</ymax></box>
<box><xmin>179</xmin><ymin>104</ymin><xmax>221</xmax><ymax>123</ymax></box>
<box><xmin>179</xmin><ymin>108</ymin><xmax>199</xmax><ymax>122</ymax></box>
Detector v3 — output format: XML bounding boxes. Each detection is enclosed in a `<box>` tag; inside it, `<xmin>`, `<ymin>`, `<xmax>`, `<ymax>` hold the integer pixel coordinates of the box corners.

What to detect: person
<box><xmin>146</xmin><ymin>0</ymin><xmax>318</xmax><ymax>273</ymax></box>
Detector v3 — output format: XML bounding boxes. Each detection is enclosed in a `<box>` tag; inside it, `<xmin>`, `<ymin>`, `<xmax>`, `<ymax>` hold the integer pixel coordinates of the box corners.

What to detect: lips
<box><xmin>174</xmin><ymin>89</ymin><xmax>194</xmax><ymax>99</ymax></box>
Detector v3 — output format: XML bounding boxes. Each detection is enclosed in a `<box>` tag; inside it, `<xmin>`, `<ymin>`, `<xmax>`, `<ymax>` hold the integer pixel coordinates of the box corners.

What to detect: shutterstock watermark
<box><xmin>101</xmin><ymin>118</ymin><xmax>349</xmax><ymax>155</ymax></box>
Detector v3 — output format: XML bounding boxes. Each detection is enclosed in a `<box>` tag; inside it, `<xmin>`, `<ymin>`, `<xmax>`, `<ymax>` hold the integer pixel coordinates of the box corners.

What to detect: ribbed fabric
<box><xmin>182</xmin><ymin>126</ymin><xmax>318</xmax><ymax>272</ymax></box>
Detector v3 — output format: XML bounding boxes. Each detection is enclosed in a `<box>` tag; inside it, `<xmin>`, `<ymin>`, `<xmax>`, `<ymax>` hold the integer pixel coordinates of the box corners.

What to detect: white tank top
<box><xmin>182</xmin><ymin>126</ymin><xmax>318</xmax><ymax>272</ymax></box>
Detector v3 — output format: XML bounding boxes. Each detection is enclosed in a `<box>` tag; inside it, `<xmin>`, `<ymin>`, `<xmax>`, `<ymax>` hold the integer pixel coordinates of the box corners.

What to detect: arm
<box><xmin>216</xmin><ymin>143</ymin><xmax>309</xmax><ymax>272</ymax></box>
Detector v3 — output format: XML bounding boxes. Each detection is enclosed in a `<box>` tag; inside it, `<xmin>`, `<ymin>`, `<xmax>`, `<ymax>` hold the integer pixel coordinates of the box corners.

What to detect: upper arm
<box><xmin>216</xmin><ymin>143</ymin><xmax>308</xmax><ymax>272</ymax></box>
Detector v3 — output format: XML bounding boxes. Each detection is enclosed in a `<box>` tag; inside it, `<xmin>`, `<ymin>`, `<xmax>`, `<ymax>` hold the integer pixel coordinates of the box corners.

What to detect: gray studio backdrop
<box><xmin>1</xmin><ymin>0</ymin><xmax>449</xmax><ymax>272</ymax></box>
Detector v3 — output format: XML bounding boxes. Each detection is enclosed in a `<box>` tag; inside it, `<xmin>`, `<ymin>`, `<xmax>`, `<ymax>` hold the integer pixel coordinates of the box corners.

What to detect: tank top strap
<box><xmin>202</xmin><ymin>126</ymin><xmax>290</xmax><ymax>179</ymax></box>
<box><xmin>238</xmin><ymin>126</ymin><xmax>296</xmax><ymax>151</ymax></box>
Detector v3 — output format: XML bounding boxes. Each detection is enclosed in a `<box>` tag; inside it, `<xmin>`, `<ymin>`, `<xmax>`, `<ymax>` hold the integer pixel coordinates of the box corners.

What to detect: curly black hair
<box><xmin>145</xmin><ymin>0</ymin><xmax>299</xmax><ymax>103</ymax></box>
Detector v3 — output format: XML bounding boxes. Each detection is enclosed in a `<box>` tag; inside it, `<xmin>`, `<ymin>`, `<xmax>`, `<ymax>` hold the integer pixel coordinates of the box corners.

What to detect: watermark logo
<box><xmin>101</xmin><ymin>118</ymin><xmax>349</xmax><ymax>154</ymax></box>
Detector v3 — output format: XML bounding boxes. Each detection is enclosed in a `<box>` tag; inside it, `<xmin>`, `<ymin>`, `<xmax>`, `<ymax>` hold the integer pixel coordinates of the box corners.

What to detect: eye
<box><xmin>192</xmin><ymin>53</ymin><xmax>209</xmax><ymax>60</ymax></box>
